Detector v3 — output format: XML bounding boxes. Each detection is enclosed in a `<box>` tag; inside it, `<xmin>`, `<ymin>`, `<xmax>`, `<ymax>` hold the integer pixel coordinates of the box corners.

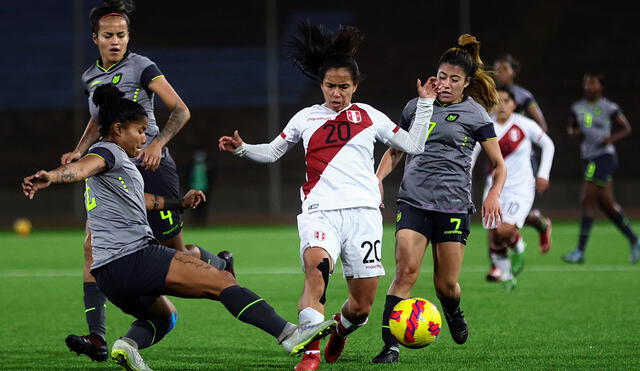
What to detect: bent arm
<box><xmin>387</xmin><ymin>98</ymin><xmax>434</xmax><ymax>154</ymax></box>
<box><xmin>149</xmin><ymin>77</ymin><xmax>191</xmax><ymax>147</ymax></box>
<box><xmin>376</xmin><ymin>147</ymin><xmax>405</xmax><ymax>182</ymax></box>
<box><xmin>482</xmin><ymin>139</ymin><xmax>506</xmax><ymax>196</ymax></box>
<box><xmin>607</xmin><ymin>113</ymin><xmax>632</xmax><ymax>144</ymax></box>
<box><xmin>536</xmin><ymin>133</ymin><xmax>555</xmax><ymax>180</ymax></box>
<box><xmin>51</xmin><ymin>155</ymin><xmax>107</xmax><ymax>183</ymax></box>
<box><xmin>234</xmin><ymin>135</ymin><xmax>296</xmax><ymax>163</ymax></box>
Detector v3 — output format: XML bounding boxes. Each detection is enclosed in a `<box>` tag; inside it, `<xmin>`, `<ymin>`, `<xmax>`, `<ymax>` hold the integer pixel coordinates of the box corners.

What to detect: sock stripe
<box><xmin>381</xmin><ymin>325</ymin><xmax>390</xmax><ymax>329</ymax></box>
<box><xmin>85</xmin><ymin>307</ymin><xmax>96</xmax><ymax>313</ymax></box>
<box><xmin>147</xmin><ymin>320</ymin><xmax>157</xmax><ymax>345</ymax></box>
<box><xmin>237</xmin><ymin>298</ymin><xmax>264</xmax><ymax>319</ymax></box>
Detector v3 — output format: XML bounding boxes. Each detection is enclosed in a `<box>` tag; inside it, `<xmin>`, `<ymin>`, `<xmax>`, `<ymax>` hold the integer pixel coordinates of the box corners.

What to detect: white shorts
<box><xmin>484</xmin><ymin>184</ymin><xmax>534</xmax><ymax>228</ymax></box>
<box><xmin>297</xmin><ymin>207</ymin><xmax>385</xmax><ymax>279</ymax></box>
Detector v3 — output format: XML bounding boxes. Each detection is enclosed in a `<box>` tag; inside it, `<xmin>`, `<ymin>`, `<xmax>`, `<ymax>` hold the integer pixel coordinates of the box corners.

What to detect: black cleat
<box><xmin>65</xmin><ymin>333</ymin><xmax>108</xmax><ymax>362</ymax></box>
<box><xmin>371</xmin><ymin>346</ymin><xmax>399</xmax><ymax>364</ymax></box>
<box><xmin>217</xmin><ymin>250</ymin><xmax>235</xmax><ymax>277</ymax></box>
<box><xmin>443</xmin><ymin>308</ymin><xmax>468</xmax><ymax>344</ymax></box>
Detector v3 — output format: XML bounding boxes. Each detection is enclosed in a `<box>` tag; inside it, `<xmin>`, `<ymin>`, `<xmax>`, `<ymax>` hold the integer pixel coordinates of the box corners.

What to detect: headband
<box><xmin>99</xmin><ymin>12</ymin><xmax>130</xmax><ymax>23</ymax></box>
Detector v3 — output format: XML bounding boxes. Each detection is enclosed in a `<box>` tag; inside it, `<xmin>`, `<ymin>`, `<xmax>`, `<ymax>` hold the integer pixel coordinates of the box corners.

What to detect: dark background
<box><xmin>2</xmin><ymin>0</ymin><xmax>638</xmax><ymax>227</ymax></box>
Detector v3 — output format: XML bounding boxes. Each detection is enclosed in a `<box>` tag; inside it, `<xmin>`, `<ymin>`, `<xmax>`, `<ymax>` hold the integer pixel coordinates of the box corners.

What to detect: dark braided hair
<box><xmin>92</xmin><ymin>84</ymin><xmax>147</xmax><ymax>137</ymax></box>
<box><xmin>287</xmin><ymin>21</ymin><xmax>364</xmax><ymax>84</ymax></box>
<box><xmin>90</xmin><ymin>0</ymin><xmax>135</xmax><ymax>33</ymax></box>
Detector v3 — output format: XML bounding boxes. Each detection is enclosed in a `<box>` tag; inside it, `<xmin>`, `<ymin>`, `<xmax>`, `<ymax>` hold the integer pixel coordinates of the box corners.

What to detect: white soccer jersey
<box><xmin>281</xmin><ymin>103</ymin><xmax>400</xmax><ymax>213</ymax></box>
<box><xmin>486</xmin><ymin>113</ymin><xmax>546</xmax><ymax>189</ymax></box>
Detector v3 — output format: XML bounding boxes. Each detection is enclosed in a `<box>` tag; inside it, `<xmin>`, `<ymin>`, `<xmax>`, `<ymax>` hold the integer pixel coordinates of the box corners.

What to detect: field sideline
<box><xmin>1</xmin><ymin>221</ymin><xmax>639</xmax><ymax>370</ymax></box>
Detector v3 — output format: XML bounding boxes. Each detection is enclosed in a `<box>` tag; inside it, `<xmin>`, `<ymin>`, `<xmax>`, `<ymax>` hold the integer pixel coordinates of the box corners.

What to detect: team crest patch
<box><xmin>111</xmin><ymin>73</ymin><xmax>122</xmax><ymax>85</ymax></box>
<box><xmin>445</xmin><ymin>114</ymin><xmax>459</xmax><ymax>122</ymax></box>
<box><xmin>314</xmin><ymin>231</ymin><xmax>326</xmax><ymax>241</ymax></box>
<box><xmin>346</xmin><ymin>110</ymin><xmax>362</xmax><ymax>123</ymax></box>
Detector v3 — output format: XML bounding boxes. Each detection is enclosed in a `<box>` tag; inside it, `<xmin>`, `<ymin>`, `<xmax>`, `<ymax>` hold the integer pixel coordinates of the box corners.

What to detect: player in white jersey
<box><xmin>219</xmin><ymin>23</ymin><xmax>436</xmax><ymax>371</ymax></box>
<box><xmin>472</xmin><ymin>86</ymin><xmax>555</xmax><ymax>289</ymax></box>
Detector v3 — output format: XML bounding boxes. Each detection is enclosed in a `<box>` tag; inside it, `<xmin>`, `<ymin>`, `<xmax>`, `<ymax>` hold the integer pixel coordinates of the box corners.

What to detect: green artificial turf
<box><xmin>1</xmin><ymin>221</ymin><xmax>638</xmax><ymax>370</ymax></box>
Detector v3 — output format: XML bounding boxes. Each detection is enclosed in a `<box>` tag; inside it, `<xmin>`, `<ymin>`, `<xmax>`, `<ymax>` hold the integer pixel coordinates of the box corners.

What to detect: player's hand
<box><xmin>378</xmin><ymin>180</ymin><xmax>385</xmax><ymax>209</ymax></box>
<box><xmin>21</xmin><ymin>170</ymin><xmax>52</xmax><ymax>199</ymax></box>
<box><xmin>536</xmin><ymin>177</ymin><xmax>549</xmax><ymax>194</ymax></box>
<box><xmin>218</xmin><ymin>130</ymin><xmax>244</xmax><ymax>152</ymax></box>
<box><xmin>482</xmin><ymin>190</ymin><xmax>503</xmax><ymax>229</ymax></box>
<box><xmin>60</xmin><ymin>150</ymin><xmax>81</xmax><ymax>165</ymax></box>
<box><xmin>417</xmin><ymin>77</ymin><xmax>438</xmax><ymax>99</ymax></box>
<box><xmin>136</xmin><ymin>141</ymin><xmax>162</xmax><ymax>171</ymax></box>
<box><xmin>181</xmin><ymin>189</ymin><xmax>206</xmax><ymax>209</ymax></box>
<box><xmin>602</xmin><ymin>136</ymin><xmax>613</xmax><ymax>145</ymax></box>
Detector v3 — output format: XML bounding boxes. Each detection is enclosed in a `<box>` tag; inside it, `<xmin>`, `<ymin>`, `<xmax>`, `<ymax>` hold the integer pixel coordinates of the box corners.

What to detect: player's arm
<box><xmin>526</xmin><ymin>102</ymin><xmax>548</xmax><ymax>132</ymax></box>
<box><xmin>567</xmin><ymin>113</ymin><xmax>582</xmax><ymax>139</ymax></box>
<box><xmin>60</xmin><ymin>118</ymin><xmax>101</xmax><ymax>164</ymax></box>
<box><xmin>22</xmin><ymin>155</ymin><xmax>107</xmax><ymax>199</ymax></box>
<box><xmin>534</xmin><ymin>132</ymin><xmax>555</xmax><ymax>194</ymax></box>
<box><xmin>480</xmin><ymin>139</ymin><xmax>506</xmax><ymax>228</ymax></box>
<box><xmin>218</xmin><ymin>130</ymin><xmax>296</xmax><ymax>163</ymax></box>
<box><xmin>375</xmin><ymin>147</ymin><xmax>405</xmax><ymax>208</ymax></box>
<box><xmin>144</xmin><ymin>189</ymin><xmax>206</xmax><ymax>211</ymax></box>
<box><xmin>604</xmin><ymin>112</ymin><xmax>632</xmax><ymax>145</ymax></box>
<box><xmin>387</xmin><ymin>78</ymin><xmax>437</xmax><ymax>154</ymax></box>
<box><xmin>139</xmin><ymin>76</ymin><xmax>191</xmax><ymax>171</ymax></box>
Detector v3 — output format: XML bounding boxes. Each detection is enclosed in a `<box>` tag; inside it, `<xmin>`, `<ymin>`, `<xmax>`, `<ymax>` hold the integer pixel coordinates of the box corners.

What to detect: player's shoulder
<box><xmin>127</xmin><ymin>52</ymin><xmax>156</xmax><ymax>69</ymax></box>
<box><xmin>463</xmin><ymin>96</ymin><xmax>492</xmax><ymax>123</ymax></box>
<box><xmin>82</xmin><ymin>62</ymin><xmax>99</xmax><ymax>84</ymax></box>
<box><xmin>600</xmin><ymin>97</ymin><xmax>620</xmax><ymax>111</ymax></box>
<box><xmin>571</xmin><ymin>98</ymin><xmax>586</xmax><ymax>110</ymax></box>
<box><xmin>512</xmin><ymin>84</ymin><xmax>534</xmax><ymax>98</ymax></box>
<box><xmin>287</xmin><ymin>104</ymin><xmax>326</xmax><ymax>125</ymax></box>
<box><xmin>90</xmin><ymin>141</ymin><xmax>125</xmax><ymax>156</ymax></box>
<box><xmin>512</xmin><ymin>112</ymin><xmax>538</xmax><ymax>128</ymax></box>
<box><xmin>403</xmin><ymin>97</ymin><xmax>419</xmax><ymax>112</ymax></box>
<box><xmin>353</xmin><ymin>102</ymin><xmax>383</xmax><ymax>115</ymax></box>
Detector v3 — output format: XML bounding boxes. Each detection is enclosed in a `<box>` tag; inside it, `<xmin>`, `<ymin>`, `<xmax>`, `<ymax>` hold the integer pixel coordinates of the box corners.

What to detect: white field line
<box><xmin>1</xmin><ymin>265</ymin><xmax>638</xmax><ymax>278</ymax></box>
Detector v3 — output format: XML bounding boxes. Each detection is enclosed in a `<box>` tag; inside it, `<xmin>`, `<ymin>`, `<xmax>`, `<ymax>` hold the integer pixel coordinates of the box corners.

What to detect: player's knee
<box><xmin>434</xmin><ymin>278</ymin><xmax>457</xmax><ymax>298</ymax></box>
<box><xmin>394</xmin><ymin>264</ymin><xmax>420</xmax><ymax>288</ymax></box>
<box><xmin>305</xmin><ymin>258</ymin><xmax>330</xmax><ymax>304</ymax></box>
<box><xmin>493</xmin><ymin>226</ymin><xmax>515</xmax><ymax>245</ymax></box>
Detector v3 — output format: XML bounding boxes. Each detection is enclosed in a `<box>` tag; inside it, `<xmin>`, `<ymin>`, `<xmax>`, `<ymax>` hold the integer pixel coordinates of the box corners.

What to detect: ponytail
<box><xmin>438</xmin><ymin>34</ymin><xmax>499</xmax><ymax>111</ymax></box>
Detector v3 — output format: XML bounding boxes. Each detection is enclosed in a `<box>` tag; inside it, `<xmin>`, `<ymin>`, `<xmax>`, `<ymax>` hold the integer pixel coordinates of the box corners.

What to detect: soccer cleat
<box><xmin>324</xmin><ymin>314</ymin><xmax>347</xmax><ymax>363</ymax></box>
<box><xmin>370</xmin><ymin>346</ymin><xmax>399</xmax><ymax>364</ymax></box>
<box><xmin>217</xmin><ymin>250</ymin><xmax>235</xmax><ymax>277</ymax></box>
<box><xmin>65</xmin><ymin>333</ymin><xmax>108</xmax><ymax>362</ymax></box>
<box><xmin>501</xmin><ymin>278</ymin><xmax>517</xmax><ymax>292</ymax></box>
<box><xmin>443</xmin><ymin>308</ymin><xmax>468</xmax><ymax>345</ymax></box>
<box><xmin>562</xmin><ymin>249</ymin><xmax>585</xmax><ymax>264</ymax></box>
<box><xmin>631</xmin><ymin>240</ymin><xmax>640</xmax><ymax>264</ymax></box>
<box><xmin>294</xmin><ymin>352</ymin><xmax>321</xmax><ymax>371</ymax></box>
<box><xmin>281</xmin><ymin>319</ymin><xmax>336</xmax><ymax>356</ymax></box>
<box><xmin>485</xmin><ymin>265</ymin><xmax>502</xmax><ymax>282</ymax></box>
<box><xmin>510</xmin><ymin>250</ymin><xmax>525</xmax><ymax>277</ymax></box>
<box><xmin>111</xmin><ymin>338</ymin><xmax>152</xmax><ymax>371</ymax></box>
<box><xmin>539</xmin><ymin>217</ymin><xmax>553</xmax><ymax>254</ymax></box>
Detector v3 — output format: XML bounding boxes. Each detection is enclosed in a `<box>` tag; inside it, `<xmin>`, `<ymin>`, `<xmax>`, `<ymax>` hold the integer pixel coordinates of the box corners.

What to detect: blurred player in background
<box><xmin>471</xmin><ymin>86</ymin><xmax>555</xmax><ymax>290</ymax></box>
<box><xmin>219</xmin><ymin>22</ymin><xmax>436</xmax><ymax>371</ymax></box>
<box><xmin>59</xmin><ymin>0</ymin><xmax>232</xmax><ymax>362</ymax></box>
<box><xmin>23</xmin><ymin>84</ymin><xmax>336</xmax><ymax>371</ymax></box>
<box><xmin>372</xmin><ymin>34</ymin><xmax>506</xmax><ymax>364</ymax></box>
<box><xmin>562</xmin><ymin>72</ymin><xmax>640</xmax><ymax>264</ymax></box>
<box><xmin>494</xmin><ymin>53</ymin><xmax>553</xmax><ymax>254</ymax></box>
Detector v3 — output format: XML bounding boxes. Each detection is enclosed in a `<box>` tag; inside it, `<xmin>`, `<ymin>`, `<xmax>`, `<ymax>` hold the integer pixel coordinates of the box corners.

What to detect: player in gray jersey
<box><xmin>494</xmin><ymin>53</ymin><xmax>553</xmax><ymax>254</ymax></box>
<box><xmin>23</xmin><ymin>84</ymin><xmax>336</xmax><ymax>371</ymax></box>
<box><xmin>57</xmin><ymin>1</ymin><xmax>232</xmax><ymax>361</ymax></box>
<box><xmin>563</xmin><ymin>72</ymin><xmax>639</xmax><ymax>264</ymax></box>
<box><xmin>372</xmin><ymin>35</ymin><xmax>506</xmax><ymax>364</ymax></box>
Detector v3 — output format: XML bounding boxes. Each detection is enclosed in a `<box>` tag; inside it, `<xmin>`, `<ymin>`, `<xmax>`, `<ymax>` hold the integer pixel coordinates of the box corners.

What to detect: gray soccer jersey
<box><xmin>82</xmin><ymin>52</ymin><xmax>163</xmax><ymax>146</ymax></box>
<box><xmin>507</xmin><ymin>84</ymin><xmax>536</xmax><ymax>116</ymax></box>
<box><xmin>571</xmin><ymin>97</ymin><xmax>620</xmax><ymax>160</ymax></box>
<box><xmin>84</xmin><ymin>141</ymin><xmax>155</xmax><ymax>269</ymax></box>
<box><xmin>397</xmin><ymin>96</ymin><xmax>497</xmax><ymax>213</ymax></box>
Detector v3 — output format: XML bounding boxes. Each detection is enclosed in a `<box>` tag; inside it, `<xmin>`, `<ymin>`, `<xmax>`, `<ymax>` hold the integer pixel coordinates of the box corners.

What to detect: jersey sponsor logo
<box><xmin>314</xmin><ymin>231</ymin><xmax>326</xmax><ymax>241</ymax></box>
<box><xmin>498</xmin><ymin>124</ymin><xmax>525</xmax><ymax>159</ymax></box>
<box><xmin>111</xmin><ymin>73</ymin><xmax>122</xmax><ymax>85</ymax></box>
<box><xmin>308</xmin><ymin>116</ymin><xmax>333</xmax><ymax>121</ymax></box>
<box><xmin>308</xmin><ymin>203</ymin><xmax>319</xmax><ymax>210</ymax></box>
<box><xmin>445</xmin><ymin>114</ymin><xmax>459</xmax><ymax>122</ymax></box>
<box><xmin>346</xmin><ymin>110</ymin><xmax>362</xmax><ymax>123</ymax></box>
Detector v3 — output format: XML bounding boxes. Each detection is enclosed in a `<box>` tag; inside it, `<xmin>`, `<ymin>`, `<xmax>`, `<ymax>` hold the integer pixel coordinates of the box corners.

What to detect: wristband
<box><xmin>163</xmin><ymin>198</ymin><xmax>185</xmax><ymax>211</ymax></box>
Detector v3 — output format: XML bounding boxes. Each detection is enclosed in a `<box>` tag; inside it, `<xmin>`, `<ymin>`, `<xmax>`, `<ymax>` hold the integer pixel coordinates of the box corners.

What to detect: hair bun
<box><xmin>92</xmin><ymin>83</ymin><xmax>125</xmax><ymax>108</ymax></box>
<box><xmin>103</xmin><ymin>0</ymin><xmax>135</xmax><ymax>13</ymax></box>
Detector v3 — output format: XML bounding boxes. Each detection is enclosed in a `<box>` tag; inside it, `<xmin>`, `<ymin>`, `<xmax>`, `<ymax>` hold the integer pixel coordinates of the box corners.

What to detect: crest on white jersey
<box><xmin>346</xmin><ymin>110</ymin><xmax>362</xmax><ymax>123</ymax></box>
<box><xmin>314</xmin><ymin>231</ymin><xmax>326</xmax><ymax>241</ymax></box>
<box><xmin>509</xmin><ymin>127</ymin><xmax>521</xmax><ymax>141</ymax></box>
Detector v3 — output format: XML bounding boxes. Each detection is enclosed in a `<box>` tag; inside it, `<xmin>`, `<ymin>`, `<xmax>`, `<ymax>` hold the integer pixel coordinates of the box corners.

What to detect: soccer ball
<box><xmin>389</xmin><ymin>297</ymin><xmax>441</xmax><ymax>348</ymax></box>
<box><xmin>13</xmin><ymin>218</ymin><xmax>32</xmax><ymax>237</ymax></box>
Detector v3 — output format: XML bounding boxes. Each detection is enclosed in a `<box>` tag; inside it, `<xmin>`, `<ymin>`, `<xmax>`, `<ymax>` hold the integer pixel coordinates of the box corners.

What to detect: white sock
<box><xmin>299</xmin><ymin>307</ymin><xmax>324</xmax><ymax>325</ymax></box>
<box><xmin>494</xmin><ymin>254</ymin><xmax>513</xmax><ymax>280</ymax></box>
<box><xmin>513</xmin><ymin>234</ymin><xmax>526</xmax><ymax>254</ymax></box>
